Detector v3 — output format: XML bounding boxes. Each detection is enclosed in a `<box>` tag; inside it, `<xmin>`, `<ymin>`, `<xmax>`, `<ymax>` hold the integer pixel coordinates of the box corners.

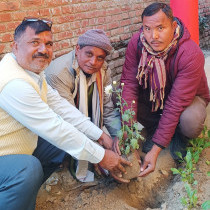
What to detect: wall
<box><xmin>0</xmin><ymin>0</ymin><xmax>169</xmax><ymax>82</ymax></box>
<box><xmin>199</xmin><ymin>0</ymin><xmax>210</xmax><ymax>49</ymax></box>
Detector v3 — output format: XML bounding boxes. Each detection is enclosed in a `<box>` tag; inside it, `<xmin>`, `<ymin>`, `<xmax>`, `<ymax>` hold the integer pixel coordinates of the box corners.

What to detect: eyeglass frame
<box><xmin>22</xmin><ymin>17</ymin><xmax>53</xmax><ymax>28</ymax></box>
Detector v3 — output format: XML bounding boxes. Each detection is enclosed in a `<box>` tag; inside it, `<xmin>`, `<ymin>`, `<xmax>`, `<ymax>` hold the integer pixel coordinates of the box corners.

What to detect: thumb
<box><xmin>140</xmin><ymin>160</ymin><xmax>148</xmax><ymax>172</ymax></box>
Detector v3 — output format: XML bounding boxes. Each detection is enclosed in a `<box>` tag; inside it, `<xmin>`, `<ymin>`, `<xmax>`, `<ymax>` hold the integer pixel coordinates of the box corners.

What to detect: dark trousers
<box><xmin>0</xmin><ymin>137</ymin><xmax>66</xmax><ymax>210</ymax></box>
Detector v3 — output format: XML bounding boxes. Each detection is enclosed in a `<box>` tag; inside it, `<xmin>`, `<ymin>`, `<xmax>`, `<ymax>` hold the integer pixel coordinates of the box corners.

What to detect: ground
<box><xmin>36</xmin><ymin>55</ymin><xmax>210</xmax><ymax>210</ymax></box>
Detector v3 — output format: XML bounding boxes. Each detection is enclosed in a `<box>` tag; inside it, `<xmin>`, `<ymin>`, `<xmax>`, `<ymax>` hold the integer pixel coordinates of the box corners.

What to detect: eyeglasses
<box><xmin>23</xmin><ymin>17</ymin><xmax>53</xmax><ymax>28</ymax></box>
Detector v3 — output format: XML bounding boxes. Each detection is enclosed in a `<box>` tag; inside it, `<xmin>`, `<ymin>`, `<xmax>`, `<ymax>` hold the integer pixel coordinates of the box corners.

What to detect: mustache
<box><xmin>32</xmin><ymin>53</ymin><xmax>49</xmax><ymax>59</ymax></box>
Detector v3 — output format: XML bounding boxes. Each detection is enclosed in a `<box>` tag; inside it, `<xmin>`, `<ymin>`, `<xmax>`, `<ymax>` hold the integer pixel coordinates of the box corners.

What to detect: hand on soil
<box><xmin>139</xmin><ymin>145</ymin><xmax>161</xmax><ymax>177</ymax></box>
<box><xmin>99</xmin><ymin>149</ymin><xmax>132</xmax><ymax>174</ymax></box>
<box><xmin>110</xmin><ymin>172</ymin><xmax>130</xmax><ymax>183</ymax></box>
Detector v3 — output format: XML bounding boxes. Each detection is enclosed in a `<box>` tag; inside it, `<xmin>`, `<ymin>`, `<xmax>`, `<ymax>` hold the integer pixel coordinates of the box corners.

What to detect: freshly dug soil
<box><xmin>122</xmin><ymin>150</ymin><xmax>141</xmax><ymax>180</ymax></box>
<box><xmin>36</xmin><ymin>105</ymin><xmax>210</xmax><ymax>210</ymax></box>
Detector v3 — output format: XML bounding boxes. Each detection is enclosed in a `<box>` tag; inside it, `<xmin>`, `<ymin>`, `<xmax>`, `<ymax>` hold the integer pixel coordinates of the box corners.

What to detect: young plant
<box><xmin>181</xmin><ymin>183</ymin><xmax>198</xmax><ymax>209</ymax></box>
<box><xmin>171</xmin><ymin>126</ymin><xmax>210</xmax><ymax>210</ymax></box>
<box><xmin>105</xmin><ymin>82</ymin><xmax>144</xmax><ymax>155</ymax></box>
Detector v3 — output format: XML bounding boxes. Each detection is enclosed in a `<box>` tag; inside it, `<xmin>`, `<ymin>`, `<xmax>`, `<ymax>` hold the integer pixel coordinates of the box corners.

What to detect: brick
<box><xmin>22</xmin><ymin>0</ymin><xmax>42</xmax><ymax>7</ymax></box>
<box><xmin>98</xmin><ymin>17</ymin><xmax>106</xmax><ymax>25</ymax></box>
<box><xmin>61</xmin><ymin>5</ymin><xmax>73</xmax><ymax>14</ymax></box>
<box><xmin>111</xmin><ymin>50</ymin><xmax>119</xmax><ymax>59</ymax></box>
<box><xmin>106</xmin><ymin>8</ymin><xmax>121</xmax><ymax>16</ymax></box>
<box><xmin>6</xmin><ymin>22</ymin><xmax>20</xmax><ymax>32</ymax></box>
<box><xmin>71</xmin><ymin>37</ymin><xmax>78</xmax><ymax>46</ymax></box>
<box><xmin>120</xmin><ymin>19</ymin><xmax>132</xmax><ymax>27</ymax></box>
<box><xmin>1</xmin><ymin>33</ymin><xmax>13</xmax><ymax>42</ymax></box>
<box><xmin>51</xmin><ymin>7</ymin><xmax>62</xmax><ymax>16</ymax></box>
<box><xmin>0</xmin><ymin>13</ymin><xmax>12</xmax><ymax>22</ymax></box>
<box><xmin>0</xmin><ymin>44</ymin><xmax>5</xmax><ymax>54</ymax></box>
<box><xmin>71</xmin><ymin>21</ymin><xmax>82</xmax><ymax>29</ymax></box>
<box><xmin>111</xmin><ymin>27</ymin><xmax>124</xmax><ymax>36</ymax></box>
<box><xmin>57</xmin><ymin>15</ymin><xmax>75</xmax><ymax>24</ymax></box>
<box><xmin>96</xmin><ymin>25</ymin><xmax>107</xmax><ymax>31</ymax></box>
<box><xmin>107</xmin><ymin>22</ymin><xmax>120</xmax><ymax>30</ymax></box>
<box><xmin>57</xmin><ymin>31</ymin><xmax>73</xmax><ymax>40</ymax></box>
<box><xmin>0</xmin><ymin>2</ymin><xmax>19</xmax><ymax>12</ymax></box>
<box><xmin>52</xmin><ymin>24</ymin><xmax>64</xmax><ymax>33</ymax></box>
<box><xmin>0</xmin><ymin>24</ymin><xmax>6</xmax><ymax>33</ymax></box>
<box><xmin>12</xmin><ymin>11</ymin><xmax>27</xmax><ymax>21</ymax></box>
<box><xmin>26</xmin><ymin>10</ymin><xmax>40</xmax><ymax>17</ymax></box>
<box><xmin>81</xmin><ymin>19</ymin><xmax>89</xmax><ymax>28</ymax></box>
<box><xmin>39</xmin><ymin>8</ymin><xmax>51</xmax><ymax>17</ymax></box>
<box><xmin>61</xmin><ymin>40</ymin><xmax>71</xmax><ymax>49</ymax></box>
<box><xmin>45</xmin><ymin>0</ymin><xmax>67</xmax><ymax>7</ymax></box>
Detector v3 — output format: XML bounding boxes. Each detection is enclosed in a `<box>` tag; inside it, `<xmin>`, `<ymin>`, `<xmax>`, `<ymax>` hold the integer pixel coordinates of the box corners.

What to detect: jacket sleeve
<box><xmin>120</xmin><ymin>32</ymin><xmax>141</xmax><ymax>122</ymax></box>
<box><xmin>153</xmin><ymin>42</ymin><xmax>205</xmax><ymax>147</ymax></box>
<box><xmin>45</xmin><ymin>67</ymin><xmax>76</xmax><ymax>106</ymax></box>
<box><xmin>103</xmin><ymin>66</ymin><xmax>121</xmax><ymax>138</ymax></box>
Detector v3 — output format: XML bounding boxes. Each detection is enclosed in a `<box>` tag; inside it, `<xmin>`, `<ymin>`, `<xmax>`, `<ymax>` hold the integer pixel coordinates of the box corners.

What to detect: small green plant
<box><xmin>171</xmin><ymin>126</ymin><xmax>210</xmax><ymax>210</ymax></box>
<box><xmin>171</xmin><ymin>151</ymin><xmax>195</xmax><ymax>184</ymax></box>
<box><xmin>181</xmin><ymin>183</ymin><xmax>198</xmax><ymax>209</ymax></box>
<box><xmin>201</xmin><ymin>200</ymin><xmax>210</xmax><ymax>210</ymax></box>
<box><xmin>105</xmin><ymin>82</ymin><xmax>144</xmax><ymax>155</ymax></box>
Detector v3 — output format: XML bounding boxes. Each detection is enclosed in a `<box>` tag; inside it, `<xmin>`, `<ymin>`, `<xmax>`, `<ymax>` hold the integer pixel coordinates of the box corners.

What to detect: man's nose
<box><xmin>90</xmin><ymin>56</ymin><xmax>97</xmax><ymax>65</ymax></box>
<box><xmin>38</xmin><ymin>43</ymin><xmax>47</xmax><ymax>53</ymax></box>
<box><xmin>152</xmin><ymin>30</ymin><xmax>159</xmax><ymax>39</ymax></box>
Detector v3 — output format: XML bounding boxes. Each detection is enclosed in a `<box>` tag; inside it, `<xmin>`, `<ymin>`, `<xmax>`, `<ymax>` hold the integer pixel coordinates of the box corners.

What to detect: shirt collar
<box><xmin>11</xmin><ymin>53</ymin><xmax>45</xmax><ymax>86</ymax></box>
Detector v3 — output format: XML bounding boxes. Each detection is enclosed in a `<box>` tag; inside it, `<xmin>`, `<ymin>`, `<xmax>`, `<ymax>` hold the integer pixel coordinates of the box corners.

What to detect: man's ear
<box><xmin>172</xmin><ymin>20</ymin><xmax>177</xmax><ymax>31</ymax></box>
<box><xmin>75</xmin><ymin>44</ymin><xmax>80</xmax><ymax>56</ymax></box>
<box><xmin>12</xmin><ymin>41</ymin><xmax>18</xmax><ymax>55</ymax></box>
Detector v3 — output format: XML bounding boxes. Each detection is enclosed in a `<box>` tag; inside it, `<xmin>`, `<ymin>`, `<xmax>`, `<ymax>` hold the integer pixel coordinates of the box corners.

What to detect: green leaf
<box><xmin>201</xmin><ymin>200</ymin><xmax>210</xmax><ymax>210</ymax></box>
<box><xmin>125</xmin><ymin>145</ymin><xmax>130</xmax><ymax>155</ymax></box>
<box><xmin>207</xmin><ymin>171</ymin><xmax>210</xmax><ymax>176</ymax></box>
<box><xmin>175</xmin><ymin>151</ymin><xmax>184</xmax><ymax>160</ymax></box>
<box><xmin>171</xmin><ymin>168</ymin><xmax>181</xmax><ymax>175</ymax></box>
<box><xmin>208</xmin><ymin>130</ymin><xmax>210</xmax><ymax>138</ymax></box>
<box><xmin>181</xmin><ymin>197</ymin><xmax>188</xmax><ymax>206</ymax></box>
<box><xmin>130</xmin><ymin>138</ymin><xmax>139</xmax><ymax>150</ymax></box>
<box><xmin>122</xmin><ymin>113</ymin><xmax>130</xmax><ymax>122</ymax></box>
<box><xmin>117</xmin><ymin>130</ymin><xmax>123</xmax><ymax>140</ymax></box>
<box><xmin>205</xmin><ymin>160</ymin><xmax>210</xmax><ymax>165</ymax></box>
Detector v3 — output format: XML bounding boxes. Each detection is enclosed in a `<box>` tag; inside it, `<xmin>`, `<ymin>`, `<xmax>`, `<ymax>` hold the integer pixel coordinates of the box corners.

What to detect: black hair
<box><xmin>142</xmin><ymin>3</ymin><xmax>174</xmax><ymax>22</ymax></box>
<box><xmin>14</xmin><ymin>20</ymin><xmax>51</xmax><ymax>41</ymax></box>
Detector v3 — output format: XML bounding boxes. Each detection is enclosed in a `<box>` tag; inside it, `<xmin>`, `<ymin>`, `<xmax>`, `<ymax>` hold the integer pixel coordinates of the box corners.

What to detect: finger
<box><xmin>113</xmin><ymin>141</ymin><xmax>121</xmax><ymax>155</ymax></box>
<box><xmin>94</xmin><ymin>164</ymin><xmax>102</xmax><ymax>176</ymax></box>
<box><xmin>120</xmin><ymin>157</ymin><xmax>132</xmax><ymax>167</ymax></box>
<box><xmin>115</xmin><ymin>142</ymin><xmax>121</xmax><ymax>155</ymax></box>
<box><xmin>111</xmin><ymin>172</ymin><xmax>130</xmax><ymax>184</ymax></box>
<box><xmin>139</xmin><ymin>165</ymin><xmax>154</xmax><ymax>177</ymax></box>
<box><xmin>140</xmin><ymin>160</ymin><xmax>148</xmax><ymax>172</ymax></box>
<box><xmin>117</xmin><ymin>163</ymin><xmax>127</xmax><ymax>174</ymax></box>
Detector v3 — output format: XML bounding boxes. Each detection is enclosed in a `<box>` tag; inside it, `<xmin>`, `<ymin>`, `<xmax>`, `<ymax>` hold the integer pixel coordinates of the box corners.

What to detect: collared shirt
<box><xmin>0</xmin><ymin>56</ymin><xmax>105</xmax><ymax>163</ymax></box>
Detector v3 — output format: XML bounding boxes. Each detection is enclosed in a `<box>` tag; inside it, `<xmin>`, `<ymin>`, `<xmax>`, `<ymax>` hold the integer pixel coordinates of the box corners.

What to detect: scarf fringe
<box><xmin>136</xmin><ymin>25</ymin><xmax>180</xmax><ymax>111</ymax></box>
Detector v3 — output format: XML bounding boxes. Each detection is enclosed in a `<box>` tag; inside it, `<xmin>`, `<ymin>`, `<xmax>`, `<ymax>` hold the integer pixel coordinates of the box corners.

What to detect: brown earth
<box><xmin>36</xmin><ymin>104</ymin><xmax>209</xmax><ymax>210</ymax></box>
<box><xmin>36</xmin><ymin>54</ymin><xmax>210</xmax><ymax>209</ymax></box>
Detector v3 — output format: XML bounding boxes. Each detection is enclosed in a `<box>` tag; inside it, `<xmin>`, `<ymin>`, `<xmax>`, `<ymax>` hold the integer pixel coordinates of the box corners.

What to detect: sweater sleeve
<box><xmin>152</xmin><ymin>42</ymin><xmax>205</xmax><ymax>147</ymax></box>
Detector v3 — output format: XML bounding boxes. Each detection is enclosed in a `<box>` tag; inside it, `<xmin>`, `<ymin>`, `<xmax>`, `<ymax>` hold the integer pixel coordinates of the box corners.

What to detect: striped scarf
<box><xmin>136</xmin><ymin>25</ymin><xmax>180</xmax><ymax>111</ymax></box>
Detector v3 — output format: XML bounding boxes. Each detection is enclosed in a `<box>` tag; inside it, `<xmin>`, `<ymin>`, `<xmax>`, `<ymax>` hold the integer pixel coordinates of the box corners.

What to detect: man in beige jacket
<box><xmin>45</xmin><ymin>29</ymin><xmax>121</xmax><ymax>182</ymax></box>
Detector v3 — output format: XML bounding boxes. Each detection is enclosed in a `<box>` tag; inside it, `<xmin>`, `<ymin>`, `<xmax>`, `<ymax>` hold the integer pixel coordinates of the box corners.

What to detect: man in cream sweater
<box><xmin>0</xmin><ymin>18</ymin><xmax>130</xmax><ymax>210</ymax></box>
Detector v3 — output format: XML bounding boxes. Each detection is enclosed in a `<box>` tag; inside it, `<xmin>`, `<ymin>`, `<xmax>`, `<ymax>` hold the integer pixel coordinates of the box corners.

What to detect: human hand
<box><xmin>99</xmin><ymin>149</ymin><xmax>132</xmax><ymax>175</ymax></box>
<box><xmin>110</xmin><ymin>171</ymin><xmax>130</xmax><ymax>183</ymax></box>
<box><xmin>139</xmin><ymin>144</ymin><xmax>161</xmax><ymax>177</ymax></box>
<box><xmin>113</xmin><ymin>137</ymin><xmax>121</xmax><ymax>155</ymax></box>
<box><xmin>98</xmin><ymin>132</ymin><xmax>113</xmax><ymax>150</ymax></box>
